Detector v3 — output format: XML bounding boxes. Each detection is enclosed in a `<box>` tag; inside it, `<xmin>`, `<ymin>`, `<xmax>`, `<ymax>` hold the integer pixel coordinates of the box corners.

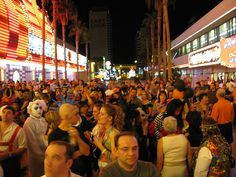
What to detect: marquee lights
<box><xmin>0</xmin><ymin>0</ymin><xmax>87</xmax><ymax>71</ymax></box>
<box><xmin>188</xmin><ymin>43</ymin><xmax>220</xmax><ymax>67</ymax></box>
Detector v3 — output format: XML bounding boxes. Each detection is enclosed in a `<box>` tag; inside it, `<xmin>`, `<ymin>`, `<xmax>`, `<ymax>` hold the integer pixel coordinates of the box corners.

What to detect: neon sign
<box><xmin>220</xmin><ymin>36</ymin><xmax>236</xmax><ymax>68</ymax></box>
<box><xmin>188</xmin><ymin>44</ymin><xmax>220</xmax><ymax>67</ymax></box>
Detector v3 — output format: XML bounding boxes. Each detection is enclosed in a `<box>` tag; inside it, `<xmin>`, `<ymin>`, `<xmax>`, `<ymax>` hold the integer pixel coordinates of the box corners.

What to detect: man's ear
<box><xmin>113</xmin><ymin>147</ymin><xmax>119</xmax><ymax>157</ymax></box>
<box><xmin>66</xmin><ymin>159</ymin><xmax>73</xmax><ymax>168</ymax></box>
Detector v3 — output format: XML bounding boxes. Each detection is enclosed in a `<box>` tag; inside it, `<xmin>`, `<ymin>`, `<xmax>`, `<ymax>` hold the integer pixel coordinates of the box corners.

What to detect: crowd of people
<box><xmin>0</xmin><ymin>77</ymin><xmax>235</xmax><ymax>177</ymax></box>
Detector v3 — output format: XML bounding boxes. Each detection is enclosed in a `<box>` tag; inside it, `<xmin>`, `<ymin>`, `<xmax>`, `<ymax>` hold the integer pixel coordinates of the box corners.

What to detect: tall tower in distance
<box><xmin>89</xmin><ymin>8</ymin><xmax>112</xmax><ymax>63</ymax></box>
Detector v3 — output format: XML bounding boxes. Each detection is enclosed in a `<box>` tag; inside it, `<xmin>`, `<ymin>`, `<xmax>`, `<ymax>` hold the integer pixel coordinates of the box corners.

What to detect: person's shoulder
<box><xmin>137</xmin><ymin>160</ymin><xmax>157</xmax><ymax>170</ymax></box>
<box><xmin>99</xmin><ymin>161</ymin><xmax>120</xmax><ymax>176</ymax></box>
<box><xmin>71</xmin><ymin>171</ymin><xmax>82</xmax><ymax>177</ymax></box>
<box><xmin>137</xmin><ymin>160</ymin><xmax>160</xmax><ymax>177</ymax></box>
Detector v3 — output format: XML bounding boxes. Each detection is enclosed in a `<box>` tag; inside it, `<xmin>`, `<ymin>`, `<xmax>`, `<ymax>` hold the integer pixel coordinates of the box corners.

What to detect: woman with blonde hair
<box><xmin>45</xmin><ymin>110</ymin><xmax>60</xmax><ymax>136</ymax></box>
<box><xmin>157</xmin><ymin>116</ymin><xmax>192</xmax><ymax>177</ymax></box>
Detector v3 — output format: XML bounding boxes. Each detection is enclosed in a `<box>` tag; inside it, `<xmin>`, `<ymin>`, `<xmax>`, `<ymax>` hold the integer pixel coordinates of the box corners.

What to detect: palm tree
<box><xmin>143</xmin><ymin>12</ymin><xmax>156</xmax><ymax>78</ymax></box>
<box><xmin>81</xmin><ymin>27</ymin><xmax>90</xmax><ymax>81</ymax></box>
<box><xmin>141</xmin><ymin>17</ymin><xmax>151</xmax><ymax>79</ymax></box>
<box><xmin>69</xmin><ymin>9</ymin><xmax>87</xmax><ymax>80</ymax></box>
<box><xmin>163</xmin><ymin>0</ymin><xmax>172</xmax><ymax>80</ymax></box>
<box><xmin>51</xmin><ymin>0</ymin><xmax>59</xmax><ymax>83</ymax></box>
<box><xmin>41</xmin><ymin>0</ymin><xmax>46</xmax><ymax>82</ymax></box>
<box><xmin>155</xmin><ymin>0</ymin><xmax>162</xmax><ymax>77</ymax></box>
<box><xmin>57</xmin><ymin>0</ymin><xmax>70</xmax><ymax>80</ymax></box>
<box><xmin>145</xmin><ymin>0</ymin><xmax>176</xmax><ymax>81</ymax></box>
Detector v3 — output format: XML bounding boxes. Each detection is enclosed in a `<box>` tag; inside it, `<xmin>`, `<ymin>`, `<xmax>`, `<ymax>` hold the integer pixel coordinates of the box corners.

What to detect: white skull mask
<box><xmin>31</xmin><ymin>103</ymin><xmax>43</xmax><ymax>118</ymax></box>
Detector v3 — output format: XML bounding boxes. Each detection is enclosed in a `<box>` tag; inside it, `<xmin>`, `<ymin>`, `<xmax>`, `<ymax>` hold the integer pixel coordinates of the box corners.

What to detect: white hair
<box><xmin>27</xmin><ymin>99</ymin><xmax>47</xmax><ymax>115</ymax></box>
<box><xmin>163</xmin><ymin>116</ymin><xmax>177</xmax><ymax>134</ymax></box>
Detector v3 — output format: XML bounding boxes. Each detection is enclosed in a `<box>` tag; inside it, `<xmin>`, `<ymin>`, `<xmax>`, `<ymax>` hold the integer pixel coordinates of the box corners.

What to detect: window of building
<box><xmin>219</xmin><ymin>22</ymin><xmax>228</xmax><ymax>38</ymax></box>
<box><xmin>200</xmin><ymin>34</ymin><xmax>208</xmax><ymax>47</ymax></box>
<box><xmin>229</xmin><ymin>17</ymin><xmax>236</xmax><ymax>36</ymax></box>
<box><xmin>208</xmin><ymin>29</ymin><xmax>217</xmax><ymax>44</ymax></box>
<box><xmin>192</xmin><ymin>38</ymin><xmax>199</xmax><ymax>51</ymax></box>
<box><xmin>181</xmin><ymin>45</ymin><xmax>186</xmax><ymax>55</ymax></box>
<box><xmin>186</xmin><ymin>42</ymin><xmax>191</xmax><ymax>53</ymax></box>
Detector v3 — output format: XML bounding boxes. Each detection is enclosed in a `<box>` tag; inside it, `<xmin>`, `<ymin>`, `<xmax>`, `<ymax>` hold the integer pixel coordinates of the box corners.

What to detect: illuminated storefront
<box><xmin>171</xmin><ymin>0</ymin><xmax>236</xmax><ymax>86</ymax></box>
<box><xmin>0</xmin><ymin>0</ymin><xmax>87</xmax><ymax>82</ymax></box>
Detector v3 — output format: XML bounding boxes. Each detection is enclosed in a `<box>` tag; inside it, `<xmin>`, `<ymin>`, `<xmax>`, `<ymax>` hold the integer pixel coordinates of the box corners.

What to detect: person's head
<box><xmin>93</xmin><ymin>103</ymin><xmax>102</xmax><ymax>121</ymax></box>
<box><xmin>158</xmin><ymin>91</ymin><xmax>167</xmax><ymax>103</ymax></box>
<box><xmin>166</xmin><ymin>99</ymin><xmax>184</xmax><ymax>117</ymax></box>
<box><xmin>98</xmin><ymin>104</ymin><xmax>116</xmax><ymax>126</ymax></box>
<box><xmin>198</xmin><ymin>93</ymin><xmax>209</xmax><ymax>105</ymax></box>
<box><xmin>59</xmin><ymin>103</ymin><xmax>80</xmax><ymax>126</ymax></box>
<box><xmin>45</xmin><ymin>110</ymin><xmax>60</xmax><ymax>131</ymax></box>
<box><xmin>112</xmin><ymin>104</ymin><xmax>125</xmax><ymax>131</ymax></box>
<box><xmin>201</xmin><ymin>118</ymin><xmax>221</xmax><ymax>139</ymax></box>
<box><xmin>0</xmin><ymin>105</ymin><xmax>15</xmax><ymax>123</ymax></box>
<box><xmin>27</xmin><ymin>100</ymin><xmax>47</xmax><ymax>118</ymax></box>
<box><xmin>216</xmin><ymin>88</ymin><xmax>225</xmax><ymax>99</ymax></box>
<box><xmin>186</xmin><ymin>111</ymin><xmax>202</xmax><ymax>130</ymax></box>
<box><xmin>79</xmin><ymin>101</ymin><xmax>89</xmax><ymax>115</ymax></box>
<box><xmin>141</xmin><ymin>90</ymin><xmax>149</xmax><ymax>100</ymax></box>
<box><xmin>44</xmin><ymin>141</ymin><xmax>74</xmax><ymax>177</ymax></box>
<box><xmin>210</xmin><ymin>82</ymin><xmax>216</xmax><ymax>90</ymax></box>
<box><xmin>129</xmin><ymin>87</ymin><xmax>137</xmax><ymax>99</ymax></box>
<box><xmin>163</xmin><ymin>116</ymin><xmax>177</xmax><ymax>134</ymax></box>
<box><xmin>114</xmin><ymin>131</ymin><xmax>139</xmax><ymax>171</ymax></box>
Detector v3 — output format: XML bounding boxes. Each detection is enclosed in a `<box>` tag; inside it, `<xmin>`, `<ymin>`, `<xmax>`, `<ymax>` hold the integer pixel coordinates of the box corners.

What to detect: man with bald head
<box><xmin>211</xmin><ymin>88</ymin><xmax>234</xmax><ymax>144</ymax></box>
<box><xmin>48</xmin><ymin>103</ymin><xmax>90</xmax><ymax>176</ymax></box>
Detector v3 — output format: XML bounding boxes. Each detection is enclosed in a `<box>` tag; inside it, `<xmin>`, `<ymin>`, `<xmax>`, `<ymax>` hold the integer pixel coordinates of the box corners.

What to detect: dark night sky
<box><xmin>74</xmin><ymin>0</ymin><xmax>223</xmax><ymax>64</ymax></box>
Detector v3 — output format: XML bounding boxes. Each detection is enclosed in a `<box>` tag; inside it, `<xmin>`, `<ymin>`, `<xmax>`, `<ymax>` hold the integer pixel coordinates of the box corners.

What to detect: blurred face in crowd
<box><xmin>116</xmin><ymin>135</ymin><xmax>139</xmax><ymax>171</ymax></box>
<box><xmin>44</xmin><ymin>144</ymin><xmax>72</xmax><ymax>177</ymax></box>
<box><xmin>93</xmin><ymin>106</ymin><xmax>100</xmax><ymax>121</ymax></box>
<box><xmin>99</xmin><ymin>107</ymin><xmax>111</xmax><ymax>125</ymax></box>
<box><xmin>70</xmin><ymin>109</ymin><xmax>80</xmax><ymax>126</ymax></box>
<box><xmin>141</xmin><ymin>91</ymin><xmax>148</xmax><ymax>101</ymax></box>
<box><xmin>1</xmin><ymin>108</ymin><xmax>14</xmax><ymax>123</ymax></box>
<box><xmin>201</xmin><ymin>95</ymin><xmax>209</xmax><ymax>105</ymax></box>
<box><xmin>129</xmin><ymin>89</ymin><xmax>137</xmax><ymax>99</ymax></box>
<box><xmin>159</xmin><ymin>92</ymin><xmax>167</xmax><ymax>103</ymax></box>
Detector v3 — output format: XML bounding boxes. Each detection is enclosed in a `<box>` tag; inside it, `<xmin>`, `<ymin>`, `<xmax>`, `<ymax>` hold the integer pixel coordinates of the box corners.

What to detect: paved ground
<box><xmin>230</xmin><ymin>127</ymin><xmax>236</xmax><ymax>177</ymax></box>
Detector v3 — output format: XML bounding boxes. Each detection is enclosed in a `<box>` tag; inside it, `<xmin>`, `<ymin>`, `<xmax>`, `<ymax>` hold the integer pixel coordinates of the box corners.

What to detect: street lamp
<box><xmin>134</xmin><ymin>60</ymin><xmax>137</xmax><ymax>64</ymax></box>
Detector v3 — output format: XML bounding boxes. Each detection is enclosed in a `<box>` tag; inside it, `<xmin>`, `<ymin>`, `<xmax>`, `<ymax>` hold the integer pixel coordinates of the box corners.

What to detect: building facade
<box><xmin>0</xmin><ymin>0</ymin><xmax>87</xmax><ymax>82</ymax></box>
<box><xmin>89</xmin><ymin>8</ymin><xmax>113</xmax><ymax>62</ymax></box>
<box><xmin>171</xmin><ymin>0</ymin><xmax>236</xmax><ymax>86</ymax></box>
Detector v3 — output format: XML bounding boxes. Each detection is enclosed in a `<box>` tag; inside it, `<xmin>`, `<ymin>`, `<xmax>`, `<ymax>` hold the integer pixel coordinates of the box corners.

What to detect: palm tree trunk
<box><xmin>163</xmin><ymin>0</ymin><xmax>172</xmax><ymax>80</ymax></box>
<box><xmin>62</xmin><ymin>24</ymin><xmax>67</xmax><ymax>80</ymax></box>
<box><xmin>156</xmin><ymin>0</ymin><xmax>162</xmax><ymax>77</ymax></box>
<box><xmin>150</xmin><ymin>21</ymin><xmax>155</xmax><ymax>79</ymax></box>
<box><xmin>145</xmin><ymin>37</ymin><xmax>150</xmax><ymax>80</ymax></box>
<box><xmin>85</xmin><ymin>41</ymin><xmax>89</xmax><ymax>81</ymax></box>
<box><xmin>76</xmin><ymin>30</ymin><xmax>80</xmax><ymax>79</ymax></box>
<box><xmin>163</xmin><ymin>11</ymin><xmax>167</xmax><ymax>82</ymax></box>
<box><xmin>42</xmin><ymin>0</ymin><xmax>45</xmax><ymax>82</ymax></box>
<box><xmin>52</xmin><ymin>0</ymin><xmax>58</xmax><ymax>83</ymax></box>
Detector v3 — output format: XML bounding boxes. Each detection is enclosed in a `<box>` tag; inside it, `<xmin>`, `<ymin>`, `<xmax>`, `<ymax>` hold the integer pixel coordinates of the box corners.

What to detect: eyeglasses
<box><xmin>34</xmin><ymin>106</ymin><xmax>42</xmax><ymax>110</ymax></box>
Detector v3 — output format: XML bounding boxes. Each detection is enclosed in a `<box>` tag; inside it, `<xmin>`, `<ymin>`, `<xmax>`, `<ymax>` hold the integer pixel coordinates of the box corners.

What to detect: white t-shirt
<box><xmin>194</xmin><ymin>147</ymin><xmax>212</xmax><ymax>177</ymax></box>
